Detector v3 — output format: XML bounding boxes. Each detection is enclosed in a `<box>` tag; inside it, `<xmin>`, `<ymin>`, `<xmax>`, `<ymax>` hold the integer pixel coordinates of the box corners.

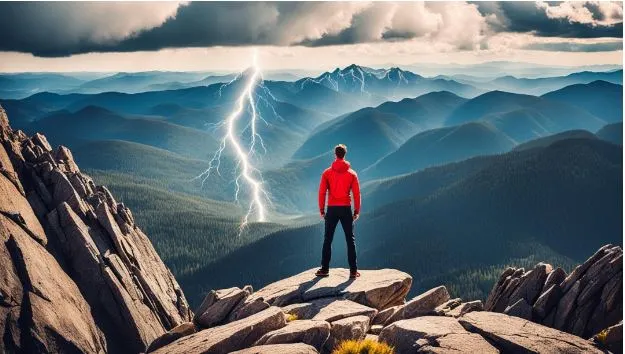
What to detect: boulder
<box><xmin>459</xmin><ymin>311</ymin><xmax>603</xmax><ymax>353</ymax></box>
<box><xmin>433</xmin><ymin>298</ymin><xmax>462</xmax><ymax>316</ymax></box>
<box><xmin>386</xmin><ymin>286</ymin><xmax>450</xmax><ymax>324</ymax></box>
<box><xmin>228</xmin><ymin>298</ymin><xmax>271</xmax><ymax>322</ymax></box>
<box><xmin>542</xmin><ymin>267</ymin><xmax>567</xmax><ymax>293</ymax></box>
<box><xmin>324</xmin><ymin>315</ymin><xmax>370</xmax><ymax>353</ymax></box>
<box><xmin>147</xmin><ymin>322</ymin><xmax>197</xmax><ymax>353</ymax></box>
<box><xmin>283</xmin><ymin>298</ymin><xmax>377</xmax><ymax>323</ymax></box>
<box><xmin>194</xmin><ymin>287</ymin><xmax>249</xmax><ymax>328</ymax></box>
<box><xmin>507</xmin><ymin>263</ymin><xmax>552</xmax><ymax>306</ymax></box>
<box><xmin>445</xmin><ymin>300</ymin><xmax>483</xmax><ymax>318</ymax></box>
<box><xmin>372</xmin><ymin>305</ymin><xmax>401</xmax><ymax>325</ymax></box>
<box><xmin>532</xmin><ymin>284</ymin><xmax>562</xmax><ymax>320</ymax></box>
<box><xmin>553</xmin><ymin>280</ymin><xmax>581</xmax><ymax>330</ymax></box>
<box><xmin>231</xmin><ymin>343</ymin><xmax>319</xmax><ymax>354</ymax></box>
<box><xmin>153</xmin><ymin>307</ymin><xmax>287</xmax><ymax>354</ymax></box>
<box><xmin>379</xmin><ymin>316</ymin><xmax>498</xmax><ymax>354</ymax></box>
<box><xmin>369</xmin><ymin>325</ymin><xmax>383</xmax><ymax>335</ymax></box>
<box><xmin>247</xmin><ymin>268</ymin><xmax>411</xmax><ymax>310</ymax></box>
<box><xmin>254</xmin><ymin>320</ymin><xmax>330</xmax><ymax>351</ymax></box>
<box><xmin>504</xmin><ymin>298</ymin><xmax>532</xmax><ymax>320</ymax></box>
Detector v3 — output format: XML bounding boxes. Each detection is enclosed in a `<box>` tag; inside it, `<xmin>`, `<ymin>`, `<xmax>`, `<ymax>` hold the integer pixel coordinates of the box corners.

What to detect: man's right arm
<box><xmin>318</xmin><ymin>172</ymin><xmax>328</xmax><ymax>217</ymax></box>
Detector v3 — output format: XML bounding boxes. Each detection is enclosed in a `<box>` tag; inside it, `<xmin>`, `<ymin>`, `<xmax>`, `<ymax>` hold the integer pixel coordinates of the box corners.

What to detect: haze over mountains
<box><xmin>0</xmin><ymin>63</ymin><xmax>622</xmax><ymax>306</ymax></box>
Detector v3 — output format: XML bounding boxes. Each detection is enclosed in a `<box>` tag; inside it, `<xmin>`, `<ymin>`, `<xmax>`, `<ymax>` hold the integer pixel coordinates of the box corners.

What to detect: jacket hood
<box><xmin>331</xmin><ymin>158</ymin><xmax>350</xmax><ymax>173</ymax></box>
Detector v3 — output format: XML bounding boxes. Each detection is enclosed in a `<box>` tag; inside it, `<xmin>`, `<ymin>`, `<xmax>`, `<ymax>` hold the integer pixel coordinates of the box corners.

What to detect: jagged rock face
<box><xmin>154</xmin><ymin>261</ymin><xmax>611</xmax><ymax>354</ymax></box>
<box><xmin>0</xmin><ymin>105</ymin><xmax>191</xmax><ymax>353</ymax></box>
<box><xmin>485</xmin><ymin>244</ymin><xmax>623</xmax><ymax>338</ymax></box>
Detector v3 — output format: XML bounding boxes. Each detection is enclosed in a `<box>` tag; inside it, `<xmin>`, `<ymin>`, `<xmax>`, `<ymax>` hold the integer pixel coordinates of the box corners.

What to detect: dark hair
<box><xmin>335</xmin><ymin>144</ymin><xmax>347</xmax><ymax>158</ymax></box>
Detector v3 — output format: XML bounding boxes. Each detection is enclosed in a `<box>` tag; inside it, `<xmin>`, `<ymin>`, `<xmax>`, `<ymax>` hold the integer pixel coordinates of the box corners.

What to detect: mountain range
<box><xmin>0</xmin><ymin>64</ymin><xmax>621</xmax><ymax>315</ymax></box>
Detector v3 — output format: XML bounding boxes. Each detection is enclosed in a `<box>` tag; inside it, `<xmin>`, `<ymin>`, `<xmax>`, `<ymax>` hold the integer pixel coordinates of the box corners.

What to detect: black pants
<box><xmin>321</xmin><ymin>206</ymin><xmax>357</xmax><ymax>272</ymax></box>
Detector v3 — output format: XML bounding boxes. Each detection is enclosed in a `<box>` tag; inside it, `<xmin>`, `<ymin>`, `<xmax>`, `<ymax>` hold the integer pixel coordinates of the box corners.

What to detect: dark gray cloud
<box><xmin>476</xmin><ymin>1</ymin><xmax>623</xmax><ymax>38</ymax></box>
<box><xmin>0</xmin><ymin>1</ymin><xmax>622</xmax><ymax>57</ymax></box>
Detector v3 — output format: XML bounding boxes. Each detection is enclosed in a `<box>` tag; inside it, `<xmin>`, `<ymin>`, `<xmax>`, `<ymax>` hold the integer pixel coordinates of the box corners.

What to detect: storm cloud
<box><xmin>0</xmin><ymin>1</ymin><xmax>622</xmax><ymax>57</ymax></box>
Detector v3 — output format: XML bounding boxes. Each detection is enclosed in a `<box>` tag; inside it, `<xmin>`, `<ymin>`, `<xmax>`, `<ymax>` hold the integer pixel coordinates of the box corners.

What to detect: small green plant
<box><xmin>285</xmin><ymin>313</ymin><xmax>298</xmax><ymax>322</ymax></box>
<box><xmin>331</xmin><ymin>339</ymin><xmax>394</xmax><ymax>354</ymax></box>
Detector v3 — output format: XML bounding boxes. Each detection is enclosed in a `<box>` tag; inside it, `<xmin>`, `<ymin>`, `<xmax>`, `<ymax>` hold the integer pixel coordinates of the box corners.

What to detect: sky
<box><xmin>0</xmin><ymin>1</ymin><xmax>622</xmax><ymax>72</ymax></box>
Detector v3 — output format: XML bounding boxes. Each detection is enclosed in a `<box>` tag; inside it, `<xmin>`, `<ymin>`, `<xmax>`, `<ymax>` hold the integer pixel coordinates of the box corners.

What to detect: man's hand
<box><xmin>353</xmin><ymin>213</ymin><xmax>359</xmax><ymax>221</ymax></box>
<box><xmin>320</xmin><ymin>210</ymin><xmax>325</xmax><ymax>220</ymax></box>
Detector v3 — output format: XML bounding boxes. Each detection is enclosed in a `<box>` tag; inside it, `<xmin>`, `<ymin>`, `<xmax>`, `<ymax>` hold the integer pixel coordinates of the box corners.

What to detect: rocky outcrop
<box><xmin>231</xmin><ymin>343</ymin><xmax>319</xmax><ymax>354</ymax></box>
<box><xmin>324</xmin><ymin>315</ymin><xmax>370</xmax><ymax>352</ymax></box>
<box><xmin>379</xmin><ymin>316</ymin><xmax>499</xmax><ymax>353</ymax></box>
<box><xmin>152</xmin><ymin>307</ymin><xmax>287</xmax><ymax>354</ymax></box>
<box><xmin>254</xmin><ymin>320</ymin><xmax>330</xmax><ymax>351</ymax></box>
<box><xmin>486</xmin><ymin>244</ymin><xmax>622</xmax><ymax>339</ymax></box>
<box><xmin>154</xmin><ymin>248</ymin><xmax>616</xmax><ymax>354</ymax></box>
<box><xmin>459</xmin><ymin>311</ymin><xmax>603</xmax><ymax>353</ymax></box>
<box><xmin>385</xmin><ymin>286</ymin><xmax>450</xmax><ymax>324</ymax></box>
<box><xmin>146</xmin><ymin>322</ymin><xmax>197</xmax><ymax>353</ymax></box>
<box><xmin>245</xmin><ymin>268</ymin><xmax>412</xmax><ymax>310</ymax></box>
<box><xmin>0</xmin><ymin>105</ymin><xmax>191</xmax><ymax>353</ymax></box>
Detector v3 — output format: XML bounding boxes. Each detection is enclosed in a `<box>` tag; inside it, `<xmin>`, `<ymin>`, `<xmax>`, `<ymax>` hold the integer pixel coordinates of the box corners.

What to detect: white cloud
<box><xmin>536</xmin><ymin>1</ymin><xmax>623</xmax><ymax>26</ymax></box>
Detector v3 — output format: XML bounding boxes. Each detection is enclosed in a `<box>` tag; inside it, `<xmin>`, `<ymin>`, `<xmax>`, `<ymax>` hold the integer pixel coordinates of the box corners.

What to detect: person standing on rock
<box><xmin>316</xmin><ymin>144</ymin><xmax>361</xmax><ymax>279</ymax></box>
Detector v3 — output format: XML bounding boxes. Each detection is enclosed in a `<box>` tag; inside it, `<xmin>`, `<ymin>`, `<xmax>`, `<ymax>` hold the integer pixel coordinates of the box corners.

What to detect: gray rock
<box><xmin>324</xmin><ymin>315</ymin><xmax>370</xmax><ymax>353</ymax></box>
<box><xmin>507</xmin><ymin>263</ymin><xmax>552</xmax><ymax>307</ymax></box>
<box><xmin>560</xmin><ymin>244</ymin><xmax>614</xmax><ymax>293</ymax></box>
<box><xmin>369</xmin><ymin>324</ymin><xmax>383</xmax><ymax>335</ymax></box>
<box><xmin>577</xmin><ymin>251</ymin><xmax>622</xmax><ymax>306</ymax></box>
<box><xmin>380</xmin><ymin>316</ymin><xmax>498</xmax><ymax>354</ymax></box>
<box><xmin>1</xmin><ymin>226</ymin><xmax>106</xmax><ymax>353</ymax></box>
<box><xmin>283</xmin><ymin>297</ymin><xmax>377</xmax><ymax>323</ymax></box>
<box><xmin>195</xmin><ymin>287</ymin><xmax>248</xmax><ymax>328</ymax></box>
<box><xmin>55</xmin><ymin>145</ymin><xmax>80</xmax><ymax>173</ymax></box>
<box><xmin>386</xmin><ymin>286</ymin><xmax>450</xmax><ymax>324</ymax></box>
<box><xmin>532</xmin><ymin>284</ymin><xmax>562</xmax><ymax>320</ymax></box>
<box><xmin>255</xmin><ymin>320</ymin><xmax>330</xmax><ymax>351</ymax></box>
<box><xmin>445</xmin><ymin>300</ymin><xmax>483</xmax><ymax>318</ymax></box>
<box><xmin>147</xmin><ymin>322</ymin><xmax>197</xmax><ymax>353</ymax></box>
<box><xmin>542</xmin><ymin>267</ymin><xmax>567</xmax><ymax>293</ymax></box>
<box><xmin>153</xmin><ymin>307</ymin><xmax>287</xmax><ymax>354</ymax></box>
<box><xmin>372</xmin><ymin>305</ymin><xmax>401</xmax><ymax>325</ymax></box>
<box><xmin>31</xmin><ymin>133</ymin><xmax>52</xmax><ymax>152</ymax></box>
<box><xmin>231</xmin><ymin>343</ymin><xmax>319</xmax><ymax>354</ymax></box>
<box><xmin>504</xmin><ymin>298</ymin><xmax>532</xmax><ymax>320</ymax></box>
<box><xmin>460</xmin><ymin>311</ymin><xmax>603</xmax><ymax>353</ymax></box>
<box><xmin>228</xmin><ymin>298</ymin><xmax>271</xmax><ymax>322</ymax></box>
<box><xmin>247</xmin><ymin>268</ymin><xmax>411</xmax><ymax>310</ymax></box>
<box><xmin>433</xmin><ymin>298</ymin><xmax>462</xmax><ymax>316</ymax></box>
<box><xmin>554</xmin><ymin>280</ymin><xmax>581</xmax><ymax>330</ymax></box>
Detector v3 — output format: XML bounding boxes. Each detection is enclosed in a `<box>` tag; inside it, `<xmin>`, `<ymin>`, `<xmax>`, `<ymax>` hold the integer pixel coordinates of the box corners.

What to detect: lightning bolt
<box><xmin>194</xmin><ymin>49</ymin><xmax>270</xmax><ymax>232</ymax></box>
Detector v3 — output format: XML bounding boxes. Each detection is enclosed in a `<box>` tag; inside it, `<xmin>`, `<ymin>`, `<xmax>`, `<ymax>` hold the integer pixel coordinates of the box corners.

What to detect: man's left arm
<box><xmin>352</xmin><ymin>173</ymin><xmax>361</xmax><ymax>220</ymax></box>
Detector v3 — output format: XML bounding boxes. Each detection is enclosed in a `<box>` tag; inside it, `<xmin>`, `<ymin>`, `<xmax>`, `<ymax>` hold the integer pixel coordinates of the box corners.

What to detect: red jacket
<box><xmin>318</xmin><ymin>158</ymin><xmax>361</xmax><ymax>214</ymax></box>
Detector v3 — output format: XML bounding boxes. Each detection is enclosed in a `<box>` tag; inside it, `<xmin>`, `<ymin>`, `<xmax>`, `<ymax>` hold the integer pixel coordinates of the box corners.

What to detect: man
<box><xmin>316</xmin><ymin>144</ymin><xmax>361</xmax><ymax>279</ymax></box>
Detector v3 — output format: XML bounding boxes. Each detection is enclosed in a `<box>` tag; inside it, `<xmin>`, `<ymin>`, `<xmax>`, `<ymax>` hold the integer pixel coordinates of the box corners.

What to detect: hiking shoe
<box><xmin>315</xmin><ymin>268</ymin><xmax>329</xmax><ymax>277</ymax></box>
<box><xmin>349</xmin><ymin>271</ymin><xmax>361</xmax><ymax>279</ymax></box>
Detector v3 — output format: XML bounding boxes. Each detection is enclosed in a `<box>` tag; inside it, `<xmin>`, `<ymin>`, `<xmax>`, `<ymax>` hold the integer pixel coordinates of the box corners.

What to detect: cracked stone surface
<box><xmin>459</xmin><ymin>311</ymin><xmax>603</xmax><ymax>353</ymax></box>
<box><xmin>379</xmin><ymin>316</ymin><xmax>498</xmax><ymax>353</ymax></box>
